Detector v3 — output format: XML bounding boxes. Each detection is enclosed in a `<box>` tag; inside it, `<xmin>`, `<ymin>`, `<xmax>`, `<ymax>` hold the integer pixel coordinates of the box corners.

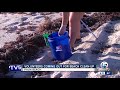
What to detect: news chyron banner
<box><xmin>9</xmin><ymin>61</ymin><xmax>112</xmax><ymax>75</ymax></box>
<box><xmin>9</xmin><ymin>64</ymin><xmax>96</xmax><ymax>71</ymax></box>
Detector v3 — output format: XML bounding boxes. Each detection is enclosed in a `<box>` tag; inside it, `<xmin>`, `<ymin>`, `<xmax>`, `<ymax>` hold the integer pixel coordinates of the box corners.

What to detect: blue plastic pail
<box><xmin>48</xmin><ymin>31</ymin><xmax>72</xmax><ymax>61</ymax></box>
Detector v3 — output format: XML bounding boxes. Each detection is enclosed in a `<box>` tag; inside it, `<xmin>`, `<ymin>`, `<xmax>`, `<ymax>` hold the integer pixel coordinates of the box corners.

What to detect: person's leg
<box><xmin>76</xmin><ymin>12</ymin><xmax>84</xmax><ymax>39</ymax></box>
<box><xmin>69</xmin><ymin>12</ymin><xmax>84</xmax><ymax>48</ymax></box>
<box><xmin>58</xmin><ymin>12</ymin><xmax>69</xmax><ymax>35</ymax></box>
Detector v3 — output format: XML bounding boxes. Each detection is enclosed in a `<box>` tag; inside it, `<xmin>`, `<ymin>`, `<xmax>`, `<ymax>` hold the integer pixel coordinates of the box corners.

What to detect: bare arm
<box><xmin>58</xmin><ymin>12</ymin><xmax>69</xmax><ymax>35</ymax></box>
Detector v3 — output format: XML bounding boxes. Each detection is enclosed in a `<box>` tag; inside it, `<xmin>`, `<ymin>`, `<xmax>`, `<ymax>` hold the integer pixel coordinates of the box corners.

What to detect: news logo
<box><xmin>96</xmin><ymin>61</ymin><xmax>112</xmax><ymax>75</ymax></box>
<box><xmin>100</xmin><ymin>61</ymin><xmax>108</xmax><ymax>69</ymax></box>
<box><xmin>96</xmin><ymin>61</ymin><xmax>110</xmax><ymax>72</ymax></box>
<box><xmin>9</xmin><ymin>65</ymin><xmax>22</xmax><ymax>71</ymax></box>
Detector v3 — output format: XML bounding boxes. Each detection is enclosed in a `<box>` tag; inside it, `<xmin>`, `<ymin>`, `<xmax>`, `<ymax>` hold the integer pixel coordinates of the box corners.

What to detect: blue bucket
<box><xmin>48</xmin><ymin>31</ymin><xmax>72</xmax><ymax>61</ymax></box>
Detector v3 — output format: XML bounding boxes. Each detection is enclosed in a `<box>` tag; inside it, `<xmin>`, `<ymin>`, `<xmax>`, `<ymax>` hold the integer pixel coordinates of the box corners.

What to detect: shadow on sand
<box><xmin>68</xmin><ymin>21</ymin><xmax>120</xmax><ymax>78</ymax></box>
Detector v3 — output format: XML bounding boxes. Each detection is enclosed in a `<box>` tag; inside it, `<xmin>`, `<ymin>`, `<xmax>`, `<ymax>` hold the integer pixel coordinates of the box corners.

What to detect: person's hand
<box><xmin>58</xmin><ymin>25</ymin><xmax>67</xmax><ymax>36</ymax></box>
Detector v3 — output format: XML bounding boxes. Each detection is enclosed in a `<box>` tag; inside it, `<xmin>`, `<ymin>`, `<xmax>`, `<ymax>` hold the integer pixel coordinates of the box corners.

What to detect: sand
<box><xmin>0</xmin><ymin>12</ymin><xmax>120</xmax><ymax>78</ymax></box>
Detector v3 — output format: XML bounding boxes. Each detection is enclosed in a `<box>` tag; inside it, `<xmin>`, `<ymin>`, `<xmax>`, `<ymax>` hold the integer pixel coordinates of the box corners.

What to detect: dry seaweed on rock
<box><xmin>0</xmin><ymin>33</ymin><xmax>46</xmax><ymax>75</ymax></box>
<box><xmin>38</xmin><ymin>17</ymin><xmax>62</xmax><ymax>34</ymax></box>
<box><xmin>82</xmin><ymin>12</ymin><xmax>120</xmax><ymax>31</ymax></box>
